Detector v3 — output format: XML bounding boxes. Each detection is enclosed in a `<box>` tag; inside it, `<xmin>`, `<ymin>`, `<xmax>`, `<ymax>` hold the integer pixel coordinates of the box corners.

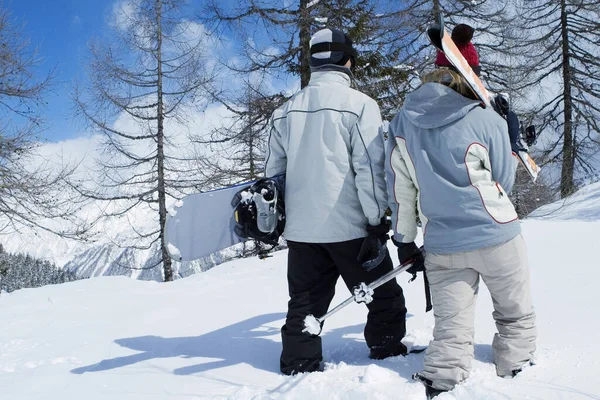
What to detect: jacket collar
<box><xmin>308</xmin><ymin>67</ymin><xmax>353</xmax><ymax>87</ymax></box>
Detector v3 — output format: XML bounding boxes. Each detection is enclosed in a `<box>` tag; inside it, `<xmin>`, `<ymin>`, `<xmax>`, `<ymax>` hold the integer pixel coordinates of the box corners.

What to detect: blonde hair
<box><xmin>421</xmin><ymin>69</ymin><xmax>478</xmax><ymax>100</ymax></box>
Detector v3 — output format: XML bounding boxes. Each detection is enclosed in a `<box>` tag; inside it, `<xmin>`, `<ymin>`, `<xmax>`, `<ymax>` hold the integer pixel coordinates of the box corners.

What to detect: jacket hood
<box><xmin>402</xmin><ymin>83</ymin><xmax>481</xmax><ymax>129</ymax></box>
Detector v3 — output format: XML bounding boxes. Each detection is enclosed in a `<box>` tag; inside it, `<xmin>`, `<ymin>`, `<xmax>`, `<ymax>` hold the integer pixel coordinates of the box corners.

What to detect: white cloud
<box><xmin>1</xmin><ymin>101</ymin><xmax>236</xmax><ymax>264</ymax></box>
<box><xmin>112</xmin><ymin>0</ymin><xmax>137</xmax><ymax>32</ymax></box>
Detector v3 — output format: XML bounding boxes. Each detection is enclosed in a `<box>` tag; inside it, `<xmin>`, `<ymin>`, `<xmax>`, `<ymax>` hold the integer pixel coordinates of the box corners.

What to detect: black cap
<box><xmin>310</xmin><ymin>29</ymin><xmax>357</xmax><ymax>69</ymax></box>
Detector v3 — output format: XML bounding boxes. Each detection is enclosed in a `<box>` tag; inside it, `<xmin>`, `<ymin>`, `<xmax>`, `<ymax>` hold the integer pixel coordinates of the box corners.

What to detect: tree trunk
<box><xmin>432</xmin><ymin>0</ymin><xmax>441</xmax><ymax>22</ymax></box>
<box><xmin>559</xmin><ymin>0</ymin><xmax>575</xmax><ymax>198</ymax></box>
<box><xmin>248</xmin><ymin>131</ymin><xmax>256</xmax><ymax>179</ymax></box>
<box><xmin>298</xmin><ymin>0</ymin><xmax>311</xmax><ymax>89</ymax></box>
<box><xmin>155</xmin><ymin>0</ymin><xmax>174</xmax><ymax>281</ymax></box>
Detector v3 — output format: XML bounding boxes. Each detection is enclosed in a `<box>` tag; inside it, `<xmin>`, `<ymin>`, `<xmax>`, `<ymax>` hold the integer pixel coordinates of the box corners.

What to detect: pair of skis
<box><xmin>428</xmin><ymin>15</ymin><xmax>541</xmax><ymax>181</ymax></box>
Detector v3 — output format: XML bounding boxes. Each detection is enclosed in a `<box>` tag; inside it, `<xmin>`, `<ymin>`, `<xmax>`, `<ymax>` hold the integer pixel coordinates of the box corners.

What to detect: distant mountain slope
<box><xmin>3</xmin><ymin>181</ymin><xmax>600</xmax><ymax>282</ymax></box>
<box><xmin>1</xmin><ymin>222</ymin><xmax>233</xmax><ymax>281</ymax></box>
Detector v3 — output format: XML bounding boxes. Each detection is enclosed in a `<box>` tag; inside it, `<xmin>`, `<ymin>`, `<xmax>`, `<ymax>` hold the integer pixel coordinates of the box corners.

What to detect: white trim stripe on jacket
<box><xmin>386</xmin><ymin>83</ymin><xmax>520</xmax><ymax>254</ymax></box>
<box><xmin>265</xmin><ymin>70</ymin><xmax>388</xmax><ymax>243</ymax></box>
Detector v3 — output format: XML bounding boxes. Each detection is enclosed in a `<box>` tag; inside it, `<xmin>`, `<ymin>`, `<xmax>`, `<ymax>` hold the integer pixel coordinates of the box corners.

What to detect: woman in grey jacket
<box><xmin>386</xmin><ymin>70</ymin><xmax>537</xmax><ymax>398</ymax></box>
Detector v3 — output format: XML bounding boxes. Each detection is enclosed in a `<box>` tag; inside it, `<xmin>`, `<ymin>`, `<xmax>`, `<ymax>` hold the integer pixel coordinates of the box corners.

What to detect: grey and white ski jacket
<box><xmin>265</xmin><ymin>70</ymin><xmax>388</xmax><ymax>243</ymax></box>
<box><xmin>386</xmin><ymin>82</ymin><xmax>520</xmax><ymax>254</ymax></box>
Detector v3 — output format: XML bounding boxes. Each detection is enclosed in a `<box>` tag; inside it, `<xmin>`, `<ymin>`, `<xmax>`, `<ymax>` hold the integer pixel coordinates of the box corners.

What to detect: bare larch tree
<box><xmin>198</xmin><ymin>0</ymin><xmax>418</xmax><ymax>182</ymax></box>
<box><xmin>198</xmin><ymin>1</ymin><xmax>521</xmax><ymax>183</ymax></box>
<box><xmin>516</xmin><ymin>0</ymin><xmax>600</xmax><ymax>198</ymax></box>
<box><xmin>73</xmin><ymin>0</ymin><xmax>213</xmax><ymax>281</ymax></box>
<box><xmin>0</xmin><ymin>5</ymin><xmax>88</xmax><ymax>238</ymax></box>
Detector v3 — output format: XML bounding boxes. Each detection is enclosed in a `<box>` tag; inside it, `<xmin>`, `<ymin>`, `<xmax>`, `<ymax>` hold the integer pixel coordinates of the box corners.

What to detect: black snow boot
<box><xmin>368</xmin><ymin>341</ymin><xmax>408</xmax><ymax>360</ymax></box>
<box><xmin>413</xmin><ymin>373</ymin><xmax>449</xmax><ymax>399</ymax></box>
<box><xmin>426</xmin><ymin>385</ymin><xmax>447</xmax><ymax>399</ymax></box>
<box><xmin>506</xmin><ymin>359</ymin><xmax>535</xmax><ymax>378</ymax></box>
<box><xmin>280</xmin><ymin>358</ymin><xmax>324</xmax><ymax>376</ymax></box>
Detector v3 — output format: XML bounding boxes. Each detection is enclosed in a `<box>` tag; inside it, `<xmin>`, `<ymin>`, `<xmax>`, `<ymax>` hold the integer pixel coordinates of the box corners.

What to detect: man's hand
<box><xmin>357</xmin><ymin>218</ymin><xmax>390</xmax><ymax>271</ymax></box>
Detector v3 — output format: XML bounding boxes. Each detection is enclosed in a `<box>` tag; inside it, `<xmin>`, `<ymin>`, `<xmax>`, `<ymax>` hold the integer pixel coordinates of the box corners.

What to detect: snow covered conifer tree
<box><xmin>0</xmin><ymin>246</ymin><xmax>79</xmax><ymax>293</ymax></box>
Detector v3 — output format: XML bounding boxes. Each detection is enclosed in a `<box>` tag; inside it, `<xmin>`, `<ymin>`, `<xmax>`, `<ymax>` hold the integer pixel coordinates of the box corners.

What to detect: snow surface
<box><xmin>2</xmin><ymin>216</ymin><xmax>600</xmax><ymax>399</ymax></box>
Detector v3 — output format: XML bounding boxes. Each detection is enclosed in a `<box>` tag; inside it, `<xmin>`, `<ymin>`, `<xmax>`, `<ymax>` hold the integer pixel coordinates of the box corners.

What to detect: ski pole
<box><xmin>303</xmin><ymin>262</ymin><xmax>413</xmax><ymax>336</ymax></box>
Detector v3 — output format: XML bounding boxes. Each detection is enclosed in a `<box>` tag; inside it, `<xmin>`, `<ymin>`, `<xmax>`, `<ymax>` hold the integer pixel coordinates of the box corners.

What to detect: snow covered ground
<box><xmin>530</xmin><ymin>181</ymin><xmax>600</xmax><ymax>221</ymax></box>
<box><xmin>2</xmin><ymin>214</ymin><xmax>600</xmax><ymax>399</ymax></box>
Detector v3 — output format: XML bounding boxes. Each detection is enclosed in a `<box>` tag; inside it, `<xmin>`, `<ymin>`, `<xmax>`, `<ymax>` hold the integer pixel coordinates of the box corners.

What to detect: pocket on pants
<box><xmin>425</xmin><ymin>251</ymin><xmax>452</xmax><ymax>270</ymax></box>
<box><xmin>480</xmin><ymin>236</ymin><xmax>523</xmax><ymax>276</ymax></box>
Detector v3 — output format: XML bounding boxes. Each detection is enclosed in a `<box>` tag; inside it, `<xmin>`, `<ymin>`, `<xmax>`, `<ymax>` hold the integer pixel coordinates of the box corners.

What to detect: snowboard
<box><xmin>164</xmin><ymin>181</ymin><xmax>253</xmax><ymax>262</ymax></box>
<box><xmin>427</xmin><ymin>15</ymin><xmax>541</xmax><ymax>182</ymax></box>
<box><xmin>165</xmin><ymin>176</ymin><xmax>285</xmax><ymax>262</ymax></box>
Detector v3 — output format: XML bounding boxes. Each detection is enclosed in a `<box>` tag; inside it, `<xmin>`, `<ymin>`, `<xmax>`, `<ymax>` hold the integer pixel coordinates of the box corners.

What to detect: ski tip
<box><xmin>427</xmin><ymin>26</ymin><xmax>443</xmax><ymax>50</ymax></box>
<box><xmin>428</xmin><ymin>14</ymin><xmax>445</xmax><ymax>51</ymax></box>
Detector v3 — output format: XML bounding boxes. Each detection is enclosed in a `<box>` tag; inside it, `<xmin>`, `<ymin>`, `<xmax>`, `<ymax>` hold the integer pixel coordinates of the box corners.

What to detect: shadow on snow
<box><xmin>72</xmin><ymin>311</ymin><xmax>425</xmax><ymax>381</ymax></box>
<box><xmin>71</xmin><ymin>312</ymin><xmax>286</xmax><ymax>375</ymax></box>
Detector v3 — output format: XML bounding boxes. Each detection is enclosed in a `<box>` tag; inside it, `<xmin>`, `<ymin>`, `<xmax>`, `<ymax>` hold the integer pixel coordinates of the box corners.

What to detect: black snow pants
<box><xmin>280</xmin><ymin>238</ymin><xmax>407</xmax><ymax>375</ymax></box>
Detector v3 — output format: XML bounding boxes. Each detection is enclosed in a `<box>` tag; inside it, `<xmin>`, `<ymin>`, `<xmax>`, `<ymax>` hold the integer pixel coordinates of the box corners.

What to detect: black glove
<box><xmin>393</xmin><ymin>239</ymin><xmax>425</xmax><ymax>277</ymax></box>
<box><xmin>357</xmin><ymin>219</ymin><xmax>390</xmax><ymax>271</ymax></box>
<box><xmin>524</xmin><ymin>125</ymin><xmax>538</xmax><ymax>147</ymax></box>
<box><xmin>492</xmin><ymin>94</ymin><xmax>510</xmax><ymax>118</ymax></box>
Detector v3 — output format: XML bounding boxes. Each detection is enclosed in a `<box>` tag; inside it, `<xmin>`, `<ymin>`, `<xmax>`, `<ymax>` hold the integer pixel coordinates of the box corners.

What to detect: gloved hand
<box><xmin>492</xmin><ymin>94</ymin><xmax>510</xmax><ymax>118</ymax></box>
<box><xmin>393</xmin><ymin>239</ymin><xmax>425</xmax><ymax>278</ymax></box>
<box><xmin>357</xmin><ymin>218</ymin><xmax>390</xmax><ymax>271</ymax></box>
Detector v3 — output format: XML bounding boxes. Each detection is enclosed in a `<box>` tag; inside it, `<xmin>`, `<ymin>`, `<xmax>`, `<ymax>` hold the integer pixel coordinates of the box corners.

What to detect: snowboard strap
<box><xmin>232</xmin><ymin>177</ymin><xmax>286</xmax><ymax>248</ymax></box>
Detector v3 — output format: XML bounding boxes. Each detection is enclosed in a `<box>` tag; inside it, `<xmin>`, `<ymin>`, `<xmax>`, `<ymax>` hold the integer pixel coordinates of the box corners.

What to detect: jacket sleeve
<box><xmin>488</xmin><ymin>115</ymin><xmax>517</xmax><ymax>193</ymax></box>
<box><xmin>350</xmin><ymin>99</ymin><xmax>387</xmax><ymax>226</ymax></box>
<box><xmin>264</xmin><ymin>117</ymin><xmax>287</xmax><ymax>178</ymax></box>
<box><xmin>385</xmin><ymin>122</ymin><xmax>418</xmax><ymax>244</ymax></box>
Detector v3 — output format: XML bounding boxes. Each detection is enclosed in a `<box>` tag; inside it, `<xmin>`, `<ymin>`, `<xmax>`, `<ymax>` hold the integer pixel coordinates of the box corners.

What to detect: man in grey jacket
<box><xmin>265</xmin><ymin>28</ymin><xmax>407</xmax><ymax>375</ymax></box>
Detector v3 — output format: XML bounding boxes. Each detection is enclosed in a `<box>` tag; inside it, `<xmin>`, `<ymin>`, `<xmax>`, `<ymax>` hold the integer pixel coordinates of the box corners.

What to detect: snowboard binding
<box><xmin>523</xmin><ymin>125</ymin><xmax>538</xmax><ymax>147</ymax></box>
<box><xmin>231</xmin><ymin>178</ymin><xmax>286</xmax><ymax>246</ymax></box>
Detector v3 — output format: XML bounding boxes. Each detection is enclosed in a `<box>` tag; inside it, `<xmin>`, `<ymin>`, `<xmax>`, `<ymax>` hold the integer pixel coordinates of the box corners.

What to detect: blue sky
<box><xmin>5</xmin><ymin>0</ymin><xmax>292</xmax><ymax>143</ymax></box>
<box><xmin>6</xmin><ymin>0</ymin><xmax>115</xmax><ymax>141</ymax></box>
<box><xmin>6</xmin><ymin>0</ymin><xmax>248</xmax><ymax>143</ymax></box>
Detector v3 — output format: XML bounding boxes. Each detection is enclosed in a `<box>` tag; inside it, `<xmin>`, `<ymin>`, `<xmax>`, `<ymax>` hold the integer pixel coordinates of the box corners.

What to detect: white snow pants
<box><xmin>420</xmin><ymin>234</ymin><xmax>537</xmax><ymax>391</ymax></box>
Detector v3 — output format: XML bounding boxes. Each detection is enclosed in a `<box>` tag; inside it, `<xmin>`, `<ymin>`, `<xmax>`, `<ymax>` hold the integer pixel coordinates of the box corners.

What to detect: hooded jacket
<box><xmin>265</xmin><ymin>70</ymin><xmax>388</xmax><ymax>243</ymax></box>
<box><xmin>386</xmin><ymin>82</ymin><xmax>520</xmax><ymax>254</ymax></box>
